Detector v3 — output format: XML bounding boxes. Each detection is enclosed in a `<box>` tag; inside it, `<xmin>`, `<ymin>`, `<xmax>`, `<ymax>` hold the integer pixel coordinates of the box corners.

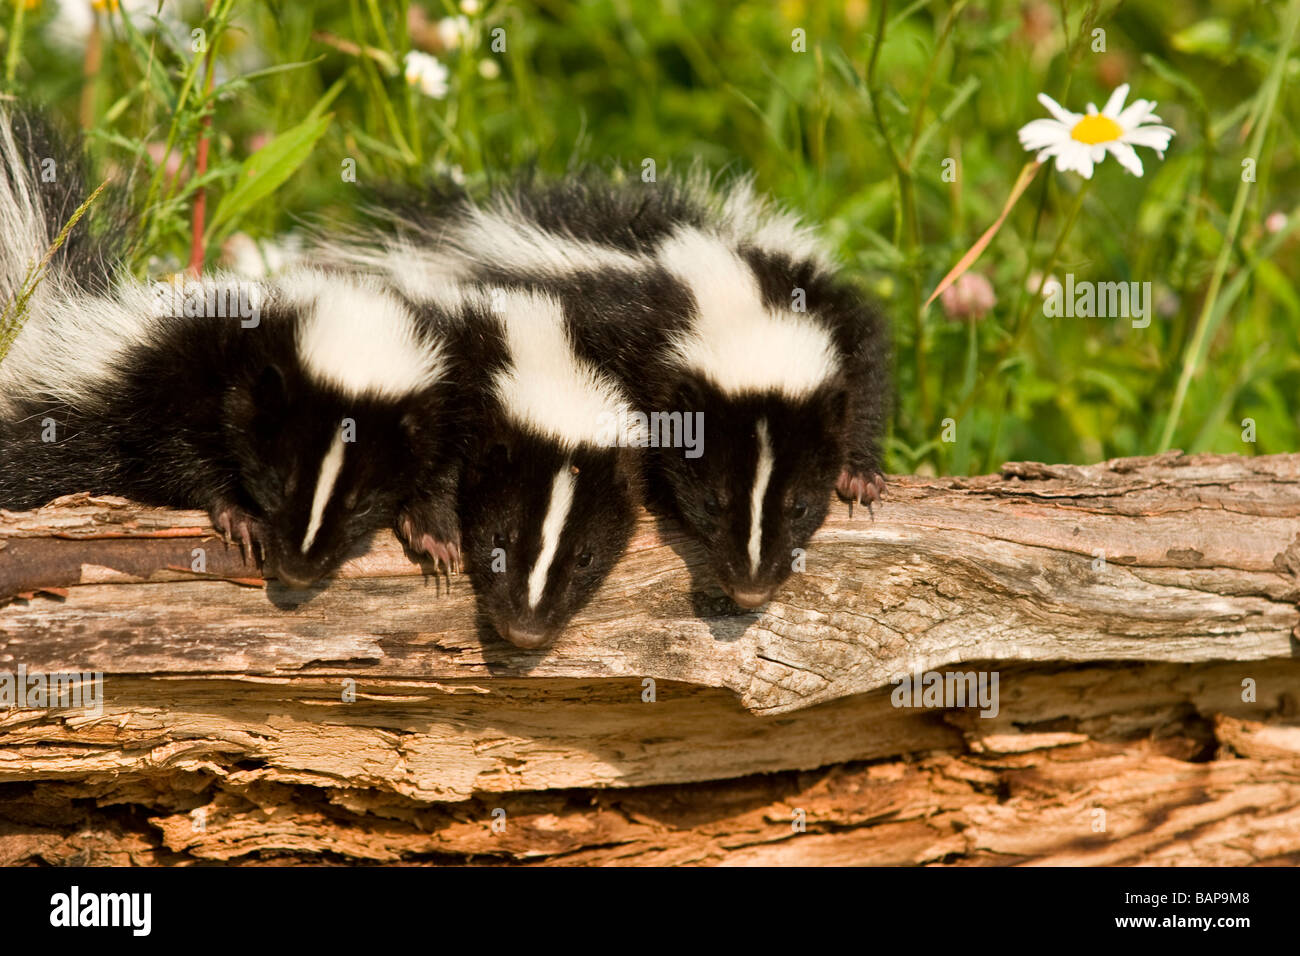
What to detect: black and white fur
<box><xmin>395</xmin><ymin>283</ymin><xmax>646</xmax><ymax>649</ymax></box>
<box><xmin>0</xmin><ymin>109</ymin><xmax>464</xmax><ymax>587</ymax></box>
<box><xmin>319</xmin><ymin>174</ymin><xmax>890</xmax><ymax>609</ymax></box>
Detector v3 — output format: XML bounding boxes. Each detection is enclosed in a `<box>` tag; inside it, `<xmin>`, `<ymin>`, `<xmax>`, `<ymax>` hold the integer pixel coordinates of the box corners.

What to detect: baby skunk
<box><xmin>0</xmin><ymin>108</ymin><xmax>462</xmax><ymax>586</ymax></box>
<box><xmin>645</xmin><ymin>224</ymin><xmax>890</xmax><ymax>607</ymax></box>
<box><xmin>319</xmin><ymin>174</ymin><xmax>890</xmax><ymax>609</ymax></box>
<box><xmin>401</xmin><ymin>284</ymin><xmax>645</xmax><ymax>649</ymax></box>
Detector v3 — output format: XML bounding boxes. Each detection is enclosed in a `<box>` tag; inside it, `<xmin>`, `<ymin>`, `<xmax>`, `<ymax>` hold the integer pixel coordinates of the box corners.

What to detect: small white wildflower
<box><xmin>50</xmin><ymin>0</ymin><xmax>179</xmax><ymax>48</ymax></box>
<box><xmin>479</xmin><ymin>58</ymin><xmax>501</xmax><ymax>80</ymax></box>
<box><xmin>1018</xmin><ymin>84</ymin><xmax>1175</xmax><ymax>179</ymax></box>
<box><xmin>1027</xmin><ymin>272</ymin><xmax>1061</xmax><ymax>297</ymax></box>
<box><xmin>437</xmin><ymin>15</ymin><xmax>471</xmax><ymax>50</ymax></box>
<box><xmin>404</xmin><ymin>50</ymin><xmax>450</xmax><ymax>99</ymax></box>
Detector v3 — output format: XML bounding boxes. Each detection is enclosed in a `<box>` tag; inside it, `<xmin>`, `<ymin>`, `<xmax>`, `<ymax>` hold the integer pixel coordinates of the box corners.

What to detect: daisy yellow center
<box><xmin>1070</xmin><ymin>114</ymin><xmax>1123</xmax><ymax>145</ymax></box>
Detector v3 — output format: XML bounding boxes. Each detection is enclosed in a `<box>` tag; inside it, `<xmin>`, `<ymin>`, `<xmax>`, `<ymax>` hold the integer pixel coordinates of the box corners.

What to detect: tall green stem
<box><xmin>983</xmin><ymin>177</ymin><xmax>1091</xmax><ymax>471</ymax></box>
<box><xmin>4</xmin><ymin>0</ymin><xmax>26</xmax><ymax>85</ymax></box>
<box><xmin>1157</xmin><ymin>0</ymin><xmax>1300</xmax><ymax>452</ymax></box>
<box><xmin>867</xmin><ymin>0</ymin><xmax>927</xmax><ymax>425</ymax></box>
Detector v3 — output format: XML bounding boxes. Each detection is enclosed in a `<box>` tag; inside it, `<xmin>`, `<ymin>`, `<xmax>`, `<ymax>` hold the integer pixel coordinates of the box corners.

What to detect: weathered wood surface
<box><xmin>2</xmin><ymin>661</ymin><xmax>1297</xmax><ymax>864</ymax></box>
<box><xmin>3</xmin><ymin>451</ymin><xmax>1299</xmax><ymax>716</ymax></box>
<box><xmin>0</xmin><ymin>657</ymin><xmax>1295</xmax><ymax>799</ymax></box>
<box><xmin>2</xmin><ymin>451</ymin><xmax>1299</xmax><ymax>864</ymax></box>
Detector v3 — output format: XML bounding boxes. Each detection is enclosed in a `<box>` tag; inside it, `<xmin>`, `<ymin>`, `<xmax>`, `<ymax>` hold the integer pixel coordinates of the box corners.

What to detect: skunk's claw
<box><xmin>396</xmin><ymin>502</ymin><xmax>462</xmax><ymax>574</ymax></box>
<box><xmin>210</xmin><ymin>502</ymin><xmax>267</xmax><ymax>569</ymax></box>
<box><xmin>419</xmin><ymin>535</ymin><xmax>462</xmax><ymax>575</ymax></box>
<box><xmin>836</xmin><ymin>468</ymin><xmax>887</xmax><ymax>518</ymax></box>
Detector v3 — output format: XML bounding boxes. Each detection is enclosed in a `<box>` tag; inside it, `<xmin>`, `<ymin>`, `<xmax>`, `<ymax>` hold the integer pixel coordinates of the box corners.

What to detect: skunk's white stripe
<box><xmin>283</xmin><ymin>269</ymin><xmax>447</xmax><ymax>400</ymax></box>
<box><xmin>747</xmin><ymin>419</ymin><xmax>774</xmax><ymax>576</ymax></box>
<box><xmin>0</xmin><ymin>112</ymin><xmax>43</xmax><ymax>309</ymax></box>
<box><xmin>354</xmin><ymin>244</ymin><xmax>490</xmax><ymax>313</ymax></box>
<box><xmin>316</xmin><ymin>201</ymin><xmax>642</xmax><ymax>293</ymax></box>
<box><xmin>702</xmin><ymin>174</ymin><xmax>833</xmax><ymax>270</ymax></box>
<box><xmin>0</xmin><ymin>114</ymin><xmax>162</xmax><ymax>414</ymax></box>
<box><xmin>0</xmin><ymin>280</ymin><xmax>162</xmax><ymax>415</ymax></box>
<box><xmin>658</xmin><ymin>227</ymin><xmax>840</xmax><ymax>399</ymax></box>
<box><xmin>312</xmin><ymin>234</ymin><xmax>469</xmax><ymax>302</ymax></box>
<box><xmin>527</xmin><ymin>464</ymin><xmax>576</xmax><ymax>609</ymax></box>
<box><xmin>301</xmin><ymin>432</ymin><xmax>346</xmax><ymax>554</ymax></box>
<box><xmin>457</xmin><ymin>202</ymin><xmax>643</xmax><ymax>275</ymax></box>
<box><xmin>491</xmin><ymin>288</ymin><xmax>647</xmax><ymax>449</ymax></box>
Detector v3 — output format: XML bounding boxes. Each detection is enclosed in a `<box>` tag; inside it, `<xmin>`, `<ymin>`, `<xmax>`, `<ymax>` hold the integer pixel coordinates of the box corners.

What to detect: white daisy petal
<box><xmin>1102</xmin><ymin>83</ymin><xmax>1130</xmax><ymax>117</ymax></box>
<box><xmin>1056</xmin><ymin>141</ymin><xmax>1094</xmax><ymax>178</ymax></box>
<box><xmin>1037</xmin><ymin>93</ymin><xmax>1080</xmax><ymax>126</ymax></box>
<box><xmin>1105</xmin><ymin>141</ymin><xmax>1144</xmax><ymax>177</ymax></box>
<box><xmin>1116</xmin><ymin>99</ymin><xmax>1156</xmax><ymax>128</ymax></box>
<box><xmin>1046</xmin><ymin>149</ymin><xmax>1073</xmax><ymax>173</ymax></box>
<box><xmin>1035</xmin><ymin>145</ymin><xmax>1068</xmax><ymax>169</ymax></box>
<box><xmin>1122</xmin><ymin>125</ymin><xmax>1175</xmax><ymax>153</ymax></box>
<box><xmin>1018</xmin><ymin>119</ymin><xmax>1070</xmax><ymax>150</ymax></box>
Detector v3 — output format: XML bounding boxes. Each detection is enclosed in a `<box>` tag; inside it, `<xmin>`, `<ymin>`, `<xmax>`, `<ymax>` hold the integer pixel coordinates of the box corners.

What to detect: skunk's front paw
<box><xmin>397</xmin><ymin>499</ymin><xmax>462</xmax><ymax>574</ymax></box>
<box><xmin>836</xmin><ymin>468</ymin><xmax>887</xmax><ymax>517</ymax></box>
<box><xmin>210</xmin><ymin>499</ymin><xmax>268</xmax><ymax>567</ymax></box>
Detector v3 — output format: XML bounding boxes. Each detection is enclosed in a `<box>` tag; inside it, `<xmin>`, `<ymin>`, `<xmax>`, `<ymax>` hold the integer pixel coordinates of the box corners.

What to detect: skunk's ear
<box><xmin>234</xmin><ymin>363</ymin><xmax>290</xmax><ymax>444</ymax></box>
<box><xmin>400</xmin><ymin>408</ymin><xmax>426</xmax><ymax>444</ymax></box>
<box><xmin>461</xmin><ymin>425</ymin><xmax>513</xmax><ymax>485</ymax></box>
<box><xmin>612</xmin><ymin>448</ymin><xmax>646</xmax><ymax>498</ymax></box>
<box><xmin>486</xmin><ymin>436</ymin><xmax>514</xmax><ymax>468</ymax></box>
<box><xmin>671</xmin><ymin>376</ymin><xmax>706</xmax><ymax>415</ymax></box>
<box><xmin>253</xmin><ymin>363</ymin><xmax>290</xmax><ymax>416</ymax></box>
<box><xmin>817</xmin><ymin>381</ymin><xmax>849</xmax><ymax>433</ymax></box>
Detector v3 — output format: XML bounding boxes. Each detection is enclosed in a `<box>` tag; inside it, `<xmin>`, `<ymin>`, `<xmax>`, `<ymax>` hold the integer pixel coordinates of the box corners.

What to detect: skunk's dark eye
<box><xmin>791</xmin><ymin>500</ymin><xmax>808</xmax><ymax>519</ymax></box>
<box><xmin>576</xmin><ymin>551</ymin><xmax>593</xmax><ymax>569</ymax></box>
<box><xmin>704</xmin><ymin>494</ymin><xmax>722</xmax><ymax>516</ymax></box>
<box><xmin>492</xmin><ymin>532</ymin><xmax>507</xmax><ymax>549</ymax></box>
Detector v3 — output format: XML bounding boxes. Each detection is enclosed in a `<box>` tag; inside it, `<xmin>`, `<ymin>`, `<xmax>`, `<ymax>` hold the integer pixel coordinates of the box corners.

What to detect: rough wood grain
<box><xmin>1</xmin><ymin>659</ymin><xmax>1294</xmax><ymax>801</ymax></box>
<box><xmin>2</xmin><ymin>452</ymin><xmax>1298</xmax><ymax>865</ymax></box>
<box><xmin>3</xmin><ymin>452</ymin><xmax>1299</xmax><ymax>716</ymax></box>
<box><xmin>2</xmin><ymin>682</ymin><xmax>1296</xmax><ymax>865</ymax></box>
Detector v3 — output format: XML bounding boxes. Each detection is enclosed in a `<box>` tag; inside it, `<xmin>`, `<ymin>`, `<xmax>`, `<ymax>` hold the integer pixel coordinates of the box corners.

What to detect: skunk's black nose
<box><xmin>275</xmin><ymin>568</ymin><xmax>319</xmax><ymax>589</ymax></box>
<box><xmin>502</xmin><ymin>625</ymin><xmax>554</xmax><ymax>650</ymax></box>
<box><xmin>727</xmin><ymin>587</ymin><xmax>773</xmax><ymax>609</ymax></box>
<box><xmin>272</xmin><ymin>552</ymin><xmax>328</xmax><ymax>589</ymax></box>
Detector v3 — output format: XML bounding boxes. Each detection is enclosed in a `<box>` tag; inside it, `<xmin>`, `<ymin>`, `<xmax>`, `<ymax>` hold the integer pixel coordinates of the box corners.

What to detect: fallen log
<box><xmin>1</xmin><ymin>451</ymin><xmax>1298</xmax><ymax>865</ymax></box>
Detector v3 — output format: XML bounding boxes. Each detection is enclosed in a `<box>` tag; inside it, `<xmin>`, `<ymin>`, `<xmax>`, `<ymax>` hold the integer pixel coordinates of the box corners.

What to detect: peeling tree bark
<box><xmin>1</xmin><ymin>452</ymin><xmax>1298</xmax><ymax>865</ymax></box>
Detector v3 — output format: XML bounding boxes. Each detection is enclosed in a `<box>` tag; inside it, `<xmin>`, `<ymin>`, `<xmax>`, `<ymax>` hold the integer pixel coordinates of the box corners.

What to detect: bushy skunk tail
<box><xmin>1</xmin><ymin>106</ymin><xmax>122</xmax><ymax>349</ymax></box>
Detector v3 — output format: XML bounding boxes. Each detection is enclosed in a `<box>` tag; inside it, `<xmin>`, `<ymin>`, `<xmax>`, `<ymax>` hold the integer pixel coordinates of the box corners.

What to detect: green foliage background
<box><xmin>4</xmin><ymin>0</ymin><xmax>1298</xmax><ymax>474</ymax></box>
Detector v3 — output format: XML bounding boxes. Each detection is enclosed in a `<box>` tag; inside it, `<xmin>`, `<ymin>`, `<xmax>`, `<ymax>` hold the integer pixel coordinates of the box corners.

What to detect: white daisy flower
<box><xmin>1027</xmin><ymin>271</ymin><xmax>1061</xmax><ymax>298</ymax></box>
<box><xmin>404</xmin><ymin>50</ymin><xmax>450</xmax><ymax>99</ymax></box>
<box><xmin>1018</xmin><ymin>84</ymin><xmax>1175</xmax><ymax>179</ymax></box>
<box><xmin>436</xmin><ymin>15</ymin><xmax>471</xmax><ymax>51</ymax></box>
<box><xmin>48</xmin><ymin>0</ymin><xmax>181</xmax><ymax>49</ymax></box>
